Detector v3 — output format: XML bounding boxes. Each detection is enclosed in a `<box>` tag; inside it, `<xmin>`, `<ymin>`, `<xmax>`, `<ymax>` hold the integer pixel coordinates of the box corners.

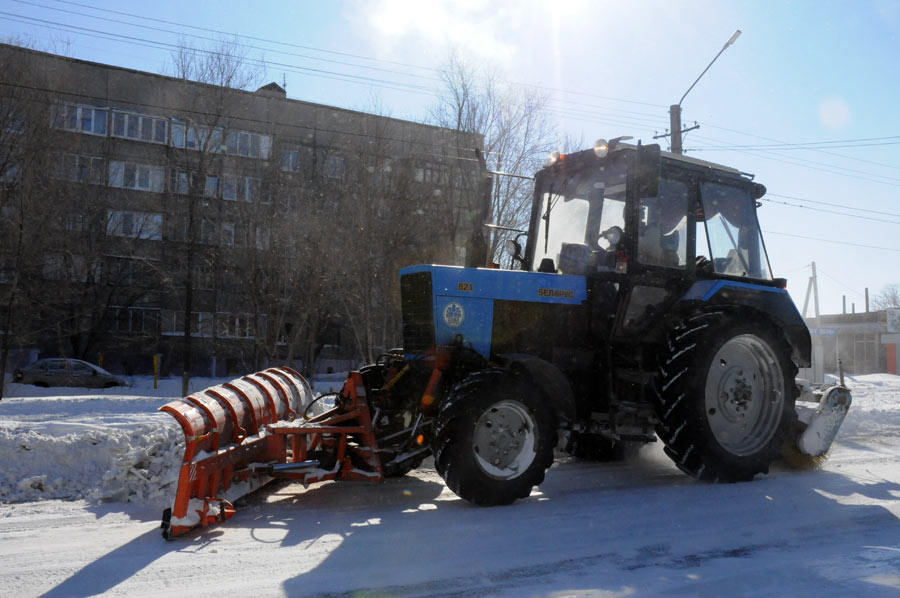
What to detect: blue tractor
<box><xmin>158</xmin><ymin>139</ymin><xmax>853</xmax><ymax>537</ymax></box>
<box><xmin>359</xmin><ymin>138</ymin><xmax>851</xmax><ymax>506</ymax></box>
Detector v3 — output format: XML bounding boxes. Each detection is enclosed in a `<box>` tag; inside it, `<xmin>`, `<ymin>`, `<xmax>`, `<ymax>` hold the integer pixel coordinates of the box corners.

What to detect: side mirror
<box><xmin>504</xmin><ymin>239</ymin><xmax>521</xmax><ymax>259</ymax></box>
<box><xmin>634</xmin><ymin>143</ymin><xmax>660</xmax><ymax>198</ymax></box>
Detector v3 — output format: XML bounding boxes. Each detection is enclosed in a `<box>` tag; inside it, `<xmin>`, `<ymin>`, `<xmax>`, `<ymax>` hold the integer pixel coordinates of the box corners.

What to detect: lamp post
<box><xmin>669</xmin><ymin>29</ymin><xmax>741</xmax><ymax>154</ymax></box>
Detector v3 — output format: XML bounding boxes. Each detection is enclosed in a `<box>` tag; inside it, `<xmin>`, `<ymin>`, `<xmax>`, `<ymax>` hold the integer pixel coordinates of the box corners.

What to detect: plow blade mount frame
<box><xmin>159</xmin><ymin>368</ymin><xmax>383</xmax><ymax>539</ymax></box>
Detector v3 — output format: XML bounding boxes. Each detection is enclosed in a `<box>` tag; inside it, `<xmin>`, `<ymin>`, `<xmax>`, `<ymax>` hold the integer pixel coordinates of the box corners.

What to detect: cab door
<box><xmin>613</xmin><ymin>174</ymin><xmax>697</xmax><ymax>340</ymax></box>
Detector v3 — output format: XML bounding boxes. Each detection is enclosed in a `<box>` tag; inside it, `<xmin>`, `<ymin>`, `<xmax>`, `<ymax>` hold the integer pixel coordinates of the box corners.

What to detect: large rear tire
<box><xmin>657</xmin><ymin>312</ymin><xmax>798</xmax><ymax>482</ymax></box>
<box><xmin>432</xmin><ymin>370</ymin><xmax>556</xmax><ymax>506</ymax></box>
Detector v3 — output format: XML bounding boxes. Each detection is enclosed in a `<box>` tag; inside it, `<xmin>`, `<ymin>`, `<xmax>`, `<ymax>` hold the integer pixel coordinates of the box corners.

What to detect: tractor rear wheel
<box><xmin>432</xmin><ymin>369</ymin><xmax>556</xmax><ymax>506</ymax></box>
<box><xmin>657</xmin><ymin>312</ymin><xmax>798</xmax><ymax>482</ymax></box>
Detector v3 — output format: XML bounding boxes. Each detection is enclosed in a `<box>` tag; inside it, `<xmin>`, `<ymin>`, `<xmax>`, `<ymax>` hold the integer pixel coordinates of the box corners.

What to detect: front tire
<box><xmin>432</xmin><ymin>370</ymin><xmax>556</xmax><ymax>506</ymax></box>
<box><xmin>657</xmin><ymin>312</ymin><xmax>798</xmax><ymax>482</ymax></box>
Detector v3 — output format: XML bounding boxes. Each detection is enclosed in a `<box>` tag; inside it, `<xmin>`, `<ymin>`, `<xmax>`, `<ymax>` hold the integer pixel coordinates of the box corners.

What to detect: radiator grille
<box><xmin>400</xmin><ymin>271</ymin><xmax>434</xmax><ymax>353</ymax></box>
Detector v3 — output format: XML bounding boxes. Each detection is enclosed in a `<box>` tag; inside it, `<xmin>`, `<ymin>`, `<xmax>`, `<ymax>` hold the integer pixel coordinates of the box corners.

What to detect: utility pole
<box><xmin>667</xmin><ymin>30</ymin><xmax>741</xmax><ymax>154</ymax></box>
<box><xmin>801</xmin><ymin>260</ymin><xmax>821</xmax><ymax>322</ymax></box>
<box><xmin>811</xmin><ymin>260</ymin><xmax>820</xmax><ymax>322</ymax></box>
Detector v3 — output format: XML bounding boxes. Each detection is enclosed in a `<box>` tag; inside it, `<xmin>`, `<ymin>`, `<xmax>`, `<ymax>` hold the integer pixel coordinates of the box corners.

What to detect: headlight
<box><xmin>593</xmin><ymin>139</ymin><xmax>609</xmax><ymax>158</ymax></box>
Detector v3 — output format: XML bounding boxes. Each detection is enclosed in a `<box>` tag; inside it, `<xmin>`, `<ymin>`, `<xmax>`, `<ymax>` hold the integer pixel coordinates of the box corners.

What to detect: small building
<box><xmin>803</xmin><ymin>311</ymin><xmax>888</xmax><ymax>379</ymax></box>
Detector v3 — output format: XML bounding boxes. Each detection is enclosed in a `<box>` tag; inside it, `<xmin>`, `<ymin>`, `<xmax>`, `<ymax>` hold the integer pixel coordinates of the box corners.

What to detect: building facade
<box><xmin>0</xmin><ymin>44</ymin><xmax>485</xmax><ymax>377</ymax></box>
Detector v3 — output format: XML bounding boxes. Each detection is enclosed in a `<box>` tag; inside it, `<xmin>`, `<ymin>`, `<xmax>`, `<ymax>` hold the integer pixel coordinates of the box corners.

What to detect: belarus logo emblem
<box><xmin>442</xmin><ymin>302</ymin><xmax>465</xmax><ymax>328</ymax></box>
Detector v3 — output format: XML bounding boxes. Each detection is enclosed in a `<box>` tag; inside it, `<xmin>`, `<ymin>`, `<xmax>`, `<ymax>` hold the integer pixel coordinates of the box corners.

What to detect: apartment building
<box><xmin>0</xmin><ymin>43</ymin><xmax>486</xmax><ymax>377</ymax></box>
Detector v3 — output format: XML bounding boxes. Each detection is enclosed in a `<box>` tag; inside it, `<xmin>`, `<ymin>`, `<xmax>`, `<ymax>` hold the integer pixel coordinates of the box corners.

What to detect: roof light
<box><xmin>593</xmin><ymin>139</ymin><xmax>609</xmax><ymax>158</ymax></box>
<box><xmin>546</xmin><ymin>150</ymin><xmax>561</xmax><ymax>166</ymax></box>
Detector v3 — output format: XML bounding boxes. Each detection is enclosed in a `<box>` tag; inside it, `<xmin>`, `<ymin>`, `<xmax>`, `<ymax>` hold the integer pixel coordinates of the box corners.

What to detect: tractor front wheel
<box><xmin>432</xmin><ymin>370</ymin><xmax>556</xmax><ymax>506</ymax></box>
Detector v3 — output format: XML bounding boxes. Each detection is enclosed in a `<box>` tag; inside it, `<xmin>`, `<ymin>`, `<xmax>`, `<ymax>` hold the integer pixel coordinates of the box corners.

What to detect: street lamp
<box><xmin>669</xmin><ymin>29</ymin><xmax>741</xmax><ymax>154</ymax></box>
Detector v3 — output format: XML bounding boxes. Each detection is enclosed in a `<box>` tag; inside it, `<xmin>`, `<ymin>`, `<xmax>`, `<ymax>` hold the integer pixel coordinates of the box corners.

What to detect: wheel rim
<box><xmin>472</xmin><ymin>400</ymin><xmax>538</xmax><ymax>480</ymax></box>
<box><xmin>704</xmin><ymin>334</ymin><xmax>785</xmax><ymax>456</ymax></box>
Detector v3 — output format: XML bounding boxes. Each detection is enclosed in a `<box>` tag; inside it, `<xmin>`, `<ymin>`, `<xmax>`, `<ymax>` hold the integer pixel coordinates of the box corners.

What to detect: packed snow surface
<box><xmin>1</xmin><ymin>372</ymin><xmax>899</xmax><ymax>597</ymax></box>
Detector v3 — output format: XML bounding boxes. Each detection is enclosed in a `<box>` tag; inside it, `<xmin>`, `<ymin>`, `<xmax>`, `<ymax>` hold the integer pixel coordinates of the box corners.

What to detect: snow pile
<box><xmin>0</xmin><ymin>418</ymin><xmax>182</xmax><ymax>505</ymax></box>
<box><xmin>0</xmin><ymin>373</ymin><xmax>341</xmax><ymax>507</ymax></box>
<box><xmin>833</xmin><ymin>373</ymin><xmax>900</xmax><ymax>438</ymax></box>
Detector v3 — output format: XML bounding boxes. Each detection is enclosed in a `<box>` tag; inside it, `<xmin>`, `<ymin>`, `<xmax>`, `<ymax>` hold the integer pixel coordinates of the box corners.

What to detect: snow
<box><xmin>2</xmin><ymin>372</ymin><xmax>900</xmax><ymax>597</ymax></box>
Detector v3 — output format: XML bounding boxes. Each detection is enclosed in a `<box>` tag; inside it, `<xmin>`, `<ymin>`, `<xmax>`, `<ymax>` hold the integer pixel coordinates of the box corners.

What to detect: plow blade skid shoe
<box><xmin>797</xmin><ymin>385</ymin><xmax>852</xmax><ymax>457</ymax></box>
<box><xmin>159</xmin><ymin>367</ymin><xmax>314</xmax><ymax>539</ymax></box>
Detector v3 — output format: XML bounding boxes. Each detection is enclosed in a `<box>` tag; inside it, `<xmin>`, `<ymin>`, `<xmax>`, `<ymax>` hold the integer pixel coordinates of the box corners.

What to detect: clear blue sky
<box><xmin>2</xmin><ymin>0</ymin><xmax>899</xmax><ymax>315</ymax></box>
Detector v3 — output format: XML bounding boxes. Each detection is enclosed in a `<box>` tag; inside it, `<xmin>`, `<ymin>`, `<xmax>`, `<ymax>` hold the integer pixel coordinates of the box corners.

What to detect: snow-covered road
<box><xmin>2</xmin><ymin>374</ymin><xmax>900</xmax><ymax>597</ymax></box>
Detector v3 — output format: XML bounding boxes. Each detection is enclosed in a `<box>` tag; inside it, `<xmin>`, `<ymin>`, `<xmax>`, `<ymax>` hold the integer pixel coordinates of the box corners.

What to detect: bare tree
<box><xmin>872</xmin><ymin>283</ymin><xmax>900</xmax><ymax>310</ymax></box>
<box><xmin>0</xmin><ymin>45</ymin><xmax>68</xmax><ymax>398</ymax></box>
<box><xmin>166</xmin><ymin>36</ymin><xmax>267</xmax><ymax>91</ymax></box>
<box><xmin>165</xmin><ymin>38</ymin><xmax>267</xmax><ymax>395</ymax></box>
<box><xmin>328</xmin><ymin>119</ymin><xmax>430</xmax><ymax>362</ymax></box>
<box><xmin>430</xmin><ymin>53</ymin><xmax>556</xmax><ymax>265</ymax></box>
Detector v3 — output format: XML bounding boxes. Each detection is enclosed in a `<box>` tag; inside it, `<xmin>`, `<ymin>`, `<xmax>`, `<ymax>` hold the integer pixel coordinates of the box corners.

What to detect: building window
<box><xmin>221</xmin><ymin>221</ymin><xmax>235</xmax><ymax>247</ymax></box>
<box><xmin>162</xmin><ymin>311</ymin><xmax>213</xmax><ymax>337</ymax></box>
<box><xmin>225</xmin><ymin>130</ymin><xmax>271</xmax><ymax>159</ymax></box>
<box><xmin>112</xmin><ymin>306</ymin><xmax>161</xmax><ymax>334</ymax></box>
<box><xmin>194</xmin><ymin>265</ymin><xmax>215</xmax><ymax>290</ymax></box>
<box><xmin>281</xmin><ymin>149</ymin><xmax>300</xmax><ymax>172</ymax></box>
<box><xmin>109</xmin><ymin>161</ymin><xmax>165</xmax><ymax>192</ymax></box>
<box><xmin>217</xmin><ymin>313</ymin><xmax>259</xmax><ymax>339</ymax></box>
<box><xmin>55</xmin><ymin>153</ymin><xmax>105</xmax><ymax>185</ymax></box>
<box><xmin>42</xmin><ymin>253</ymin><xmax>100</xmax><ymax>282</ymax></box>
<box><xmin>204</xmin><ymin>175</ymin><xmax>218</xmax><ymax>198</ymax></box>
<box><xmin>199</xmin><ymin>217</ymin><xmax>217</xmax><ymax>245</ymax></box>
<box><xmin>106</xmin><ymin>210</ymin><xmax>163</xmax><ymax>240</ymax></box>
<box><xmin>323</xmin><ymin>155</ymin><xmax>345</xmax><ymax>180</ymax></box>
<box><xmin>244</xmin><ymin>177</ymin><xmax>260</xmax><ymax>202</ymax></box>
<box><xmin>220</xmin><ymin>221</ymin><xmax>248</xmax><ymax>247</ymax></box>
<box><xmin>105</xmin><ymin>256</ymin><xmax>157</xmax><ymax>286</ymax></box>
<box><xmin>255</xmin><ymin>225</ymin><xmax>270</xmax><ymax>250</ymax></box>
<box><xmin>63</xmin><ymin>212</ymin><xmax>86</xmax><ymax>232</ymax></box>
<box><xmin>170</xmin><ymin>170</ymin><xmax>190</xmax><ymax>195</ymax></box>
<box><xmin>53</xmin><ymin>104</ymin><xmax>108</xmax><ymax>136</ymax></box>
<box><xmin>111</xmin><ymin>111</ymin><xmax>167</xmax><ymax>144</ymax></box>
<box><xmin>222</xmin><ymin>175</ymin><xmax>237</xmax><ymax>200</ymax></box>
<box><xmin>170</xmin><ymin>121</ymin><xmax>186</xmax><ymax>148</ymax></box>
<box><xmin>221</xmin><ymin>174</ymin><xmax>261</xmax><ymax>201</ymax></box>
<box><xmin>1</xmin><ymin>106</ymin><xmax>25</xmax><ymax>134</ymax></box>
<box><xmin>186</xmin><ymin>125</ymin><xmax>223</xmax><ymax>152</ymax></box>
<box><xmin>0</xmin><ymin>162</ymin><xmax>19</xmax><ymax>184</ymax></box>
<box><xmin>415</xmin><ymin>166</ymin><xmax>440</xmax><ymax>183</ymax></box>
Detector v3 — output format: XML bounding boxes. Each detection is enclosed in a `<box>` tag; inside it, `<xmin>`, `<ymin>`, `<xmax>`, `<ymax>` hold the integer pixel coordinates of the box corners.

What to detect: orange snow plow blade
<box><xmin>159</xmin><ymin>367</ymin><xmax>383</xmax><ymax>539</ymax></box>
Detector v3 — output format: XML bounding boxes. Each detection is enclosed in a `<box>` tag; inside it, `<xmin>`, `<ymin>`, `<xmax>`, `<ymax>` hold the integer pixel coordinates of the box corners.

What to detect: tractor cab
<box><xmin>525</xmin><ymin>139</ymin><xmax>772</xmax><ymax>281</ymax></box>
<box><xmin>523</xmin><ymin>139</ymin><xmax>781</xmax><ymax>343</ymax></box>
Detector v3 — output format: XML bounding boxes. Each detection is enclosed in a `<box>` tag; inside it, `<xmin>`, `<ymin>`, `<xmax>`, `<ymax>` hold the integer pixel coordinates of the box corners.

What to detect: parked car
<box><xmin>13</xmin><ymin>358</ymin><xmax>127</xmax><ymax>388</ymax></box>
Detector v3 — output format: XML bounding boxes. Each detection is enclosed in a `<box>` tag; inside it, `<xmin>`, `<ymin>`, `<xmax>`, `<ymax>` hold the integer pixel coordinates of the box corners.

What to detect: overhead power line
<box><xmin>764</xmin><ymin>230</ymin><xmax>900</xmax><ymax>253</ymax></box>
<box><xmin>0</xmin><ymin>12</ymin><xmax>438</xmax><ymax>95</ymax></box>
<box><xmin>768</xmin><ymin>192</ymin><xmax>900</xmax><ymax>219</ymax></box>
<box><xmin>12</xmin><ymin>0</ymin><xmax>672</xmax><ymax>118</ymax></box>
<box><xmin>12</xmin><ymin>0</ymin><xmax>443</xmax><ymax>84</ymax></box>
<box><xmin>689</xmin><ymin>132</ymin><xmax>900</xmax><ymax>189</ymax></box>
<box><xmin>48</xmin><ymin>0</ymin><xmax>437</xmax><ymax>72</ymax></box>
<box><xmin>695</xmin><ymin>122</ymin><xmax>900</xmax><ymax>173</ymax></box>
<box><xmin>760</xmin><ymin>197</ymin><xmax>900</xmax><ymax>226</ymax></box>
<box><xmin>8</xmin><ymin>0</ymin><xmax>900</xmax><ymax>205</ymax></box>
<box><xmin>690</xmin><ymin>140</ymin><xmax>900</xmax><ymax>151</ymax></box>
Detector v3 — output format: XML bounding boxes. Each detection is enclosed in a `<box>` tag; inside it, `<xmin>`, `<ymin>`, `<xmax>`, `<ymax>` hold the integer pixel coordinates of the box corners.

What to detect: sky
<box><xmin>1</xmin><ymin>0</ymin><xmax>899</xmax><ymax>315</ymax></box>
